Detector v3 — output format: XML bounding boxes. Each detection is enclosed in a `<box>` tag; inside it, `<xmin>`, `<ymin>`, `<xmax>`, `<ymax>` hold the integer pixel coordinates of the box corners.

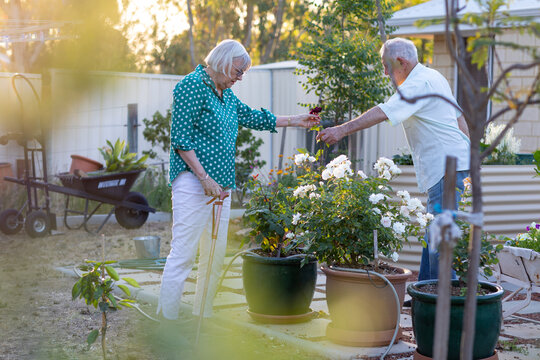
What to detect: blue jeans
<box><xmin>418</xmin><ymin>171</ymin><xmax>469</xmax><ymax>281</ymax></box>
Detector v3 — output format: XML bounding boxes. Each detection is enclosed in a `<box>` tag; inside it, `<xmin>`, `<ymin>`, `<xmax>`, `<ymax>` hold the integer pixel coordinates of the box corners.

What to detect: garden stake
<box><xmin>195</xmin><ymin>190</ymin><xmax>229</xmax><ymax>346</ymax></box>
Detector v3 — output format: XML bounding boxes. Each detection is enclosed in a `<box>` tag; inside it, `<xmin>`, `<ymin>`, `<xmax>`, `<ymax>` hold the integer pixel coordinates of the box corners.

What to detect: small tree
<box><xmin>142</xmin><ymin>110</ymin><xmax>172</xmax><ymax>160</ymax></box>
<box><xmin>296</xmin><ymin>0</ymin><xmax>394</xmax><ymax>162</ymax></box>
<box><xmin>72</xmin><ymin>259</ymin><xmax>140</xmax><ymax>359</ymax></box>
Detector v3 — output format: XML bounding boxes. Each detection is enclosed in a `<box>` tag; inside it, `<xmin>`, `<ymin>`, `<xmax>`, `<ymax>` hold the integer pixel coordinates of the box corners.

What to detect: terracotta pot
<box><xmin>322</xmin><ymin>265</ymin><xmax>411</xmax><ymax>347</ymax></box>
<box><xmin>0</xmin><ymin>162</ymin><xmax>14</xmax><ymax>184</ymax></box>
<box><xmin>69</xmin><ymin>155</ymin><xmax>103</xmax><ymax>174</ymax></box>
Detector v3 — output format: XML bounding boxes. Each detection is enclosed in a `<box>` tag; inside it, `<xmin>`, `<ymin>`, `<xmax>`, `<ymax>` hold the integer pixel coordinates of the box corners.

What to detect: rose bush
<box><xmin>291</xmin><ymin>151</ymin><xmax>432</xmax><ymax>268</ymax></box>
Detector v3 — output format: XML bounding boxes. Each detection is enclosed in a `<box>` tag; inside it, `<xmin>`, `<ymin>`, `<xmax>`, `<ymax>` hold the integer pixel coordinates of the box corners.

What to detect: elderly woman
<box><xmin>157</xmin><ymin>39</ymin><xmax>320</xmax><ymax>320</ymax></box>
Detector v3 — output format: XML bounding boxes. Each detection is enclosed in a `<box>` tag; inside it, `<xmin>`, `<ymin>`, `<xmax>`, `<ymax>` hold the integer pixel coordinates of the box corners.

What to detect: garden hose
<box><xmin>330</xmin><ymin>266</ymin><xmax>401</xmax><ymax>360</ymax></box>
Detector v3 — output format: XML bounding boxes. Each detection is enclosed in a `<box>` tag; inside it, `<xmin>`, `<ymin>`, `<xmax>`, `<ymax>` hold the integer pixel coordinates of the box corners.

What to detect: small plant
<box><xmin>72</xmin><ymin>258</ymin><xmax>140</xmax><ymax>359</ymax></box>
<box><xmin>503</xmin><ymin>222</ymin><xmax>540</xmax><ymax>253</ymax></box>
<box><xmin>453</xmin><ymin>178</ymin><xmax>503</xmax><ymax>286</ymax></box>
<box><xmin>98</xmin><ymin>139</ymin><xmax>148</xmax><ymax>173</ymax></box>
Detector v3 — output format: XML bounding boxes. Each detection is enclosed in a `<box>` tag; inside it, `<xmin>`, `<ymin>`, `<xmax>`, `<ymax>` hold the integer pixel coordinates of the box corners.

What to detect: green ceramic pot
<box><xmin>242</xmin><ymin>250</ymin><xmax>317</xmax><ymax>316</ymax></box>
<box><xmin>407</xmin><ymin>280</ymin><xmax>504</xmax><ymax>360</ymax></box>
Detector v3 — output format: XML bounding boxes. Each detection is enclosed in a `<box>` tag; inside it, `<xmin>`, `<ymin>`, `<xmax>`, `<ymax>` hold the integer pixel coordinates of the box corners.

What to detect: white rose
<box><xmin>400</xmin><ymin>206</ymin><xmax>410</xmax><ymax>217</ymax></box>
<box><xmin>357</xmin><ymin>170</ymin><xmax>367</xmax><ymax>179</ymax></box>
<box><xmin>381</xmin><ymin>216</ymin><xmax>392</xmax><ymax>228</ymax></box>
<box><xmin>372</xmin><ymin>208</ymin><xmax>382</xmax><ymax>215</ymax></box>
<box><xmin>425</xmin><ymin>213</ymin><xmax>434</xmax><ymax>221</ymax></box>
<box><xmin>285</xmin><ymin>232</ymin><xmax>295</xmax><ymax>239</ymax></box>
<box><xmin>389</xmin><ymin>165</ymin><xmax>401</xmax><ymax>175</ymax></box>
<box><xmin>322</xmin><ymin>168</ymin><xmax>332</xmax><ymax>180</ymax></box>
<box><xmin>397</xmin><ymin>190</ymin><xmax>410</xmax><ymax>201</ymax></box>
<box><xmin>418</xmin><ymin>217</ymin><xmax>427</xmax><ymax>228</ymax></box>
<box><xmin>309</xmin><ymin>192</ymin><xmax>321</xmax><ymax>199</ymax></box>
<box><xmin>308</xmin><ymin>156</ymin><xmax>316</xmax><ymax>163</ymax></box>
<box><xmin>382</xmin><ymin>170</ymin><xmax>391</xmax><ymax>180</ymax></box>
<box><xmin>391</xmin><ymin>252</ymin><xmax>399</xmax><ymax>262</ymax></box>
<box><xmin>292</xmin><ymin>213</ymin><xmax>301</xmax><ymax>225</ymax></box>
<box><xmin>393</xmin><ymin>222</ymin><xmax>406</xmax><ymax>235</ymax></box>
<box><xmin>333</xmin><ymin>166</ymin><xmax>346</xmax><ymax>179</ymax></box>
<box><xmin>369</xmin><ymin>193</ymin><xmax>384</xmax><ymax>204</ymax></box>
<box><xmin>294</xmin><ymin>153</ymin><xmax>307</xmax><ymax>165</ymax></box>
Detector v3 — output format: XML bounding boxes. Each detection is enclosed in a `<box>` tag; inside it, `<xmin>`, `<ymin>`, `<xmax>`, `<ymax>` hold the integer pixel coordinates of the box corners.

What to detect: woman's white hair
<box><xmin>205</xmin><ymin>39</ymin><xmax>251</xmax><ymax>77</ymax></box>
<box><xmin>380</xmin><ymin>38</ymin><xmax>418</xmax><ymax>63</ymax></box>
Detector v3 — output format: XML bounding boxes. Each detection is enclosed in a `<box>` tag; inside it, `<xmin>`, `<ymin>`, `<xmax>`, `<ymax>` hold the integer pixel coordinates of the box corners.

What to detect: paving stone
<box><xmin>316</xmin><ymin>273</ymin><xmax>326</xmax><ymax>286</ymax></box>
<box><xmin>220</xmin><ymin>278</ymin><xmax>244</xmax><ymax>290</ymax></box>
<box><xmin>115</xmin><ymin>268</ymin><xmax>145</xmax><ymax>274</ymax></box>
<box><xmin>516</xmin><ymin>300</ymin><xmax>540</xmax><ymax>315</ymax></box>
<box><xmin>498</xmin><ymin>345</ymin><xmax>540</xmax><ymax>360</ymax></box>
<box><xmin>121</xmin><ymin>271</ymin><xmax>162</xmax><ymax>284</ymax></box>
<box><xmin>400</xmin><ymin>314</ymin><xmax>412</xmax><ymax>328</ymax></box>
<box><xmin>312</xmin><ymin>339</ymin><xmax>416</xmax><ymax>358</ymax></box>
<box><xmin>213</xmin><ymin>292</ymin><xmax>246</xmax><ymax>307</ymax></box>
<box><xmin>260</xmin><ymin>318</ymin><xmax>329</xmax><ymax>340</ymax></box>
<box><xmin>309</xmin><ymin>299</ymin><xmax>329</xmax><ymax>314</ymax></box>
<box><xmin>501</xmin><ymin>322</ymin><xmax>540</xmax><ymax>339</ymax></box>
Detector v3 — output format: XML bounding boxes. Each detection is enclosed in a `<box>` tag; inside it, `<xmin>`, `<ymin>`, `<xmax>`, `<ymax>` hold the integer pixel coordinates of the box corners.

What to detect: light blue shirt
<box><xmin>378</xmin><ymin>63</ymin><xmax>470</xmax><ymax>192</ymax></box>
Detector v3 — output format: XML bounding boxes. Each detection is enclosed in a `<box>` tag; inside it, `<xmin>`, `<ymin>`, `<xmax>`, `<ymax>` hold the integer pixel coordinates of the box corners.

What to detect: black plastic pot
<box><xmin>242</xmin><ymin>250</ymin><xmax>317</xmax><ymax>316</ymax></box>
<box><xmin>407</xmin><ymin>280</ymin><xmax>504</xmax><ymax>360</ymax></box>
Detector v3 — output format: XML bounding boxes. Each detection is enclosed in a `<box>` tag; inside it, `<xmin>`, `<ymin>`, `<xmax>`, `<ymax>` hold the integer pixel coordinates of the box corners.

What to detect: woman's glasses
<box><xmin>232</xmin><ymin>65</ymin><xmax>245</xmax><ymax>78</ymax></box>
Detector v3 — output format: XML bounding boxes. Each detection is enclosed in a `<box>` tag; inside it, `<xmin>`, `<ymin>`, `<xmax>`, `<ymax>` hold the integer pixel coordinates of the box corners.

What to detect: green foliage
<box><xmin>481</xmin><ymin>123</ymin><xmax>521</xmax><ymax>165</ymax></box>
<box><xmin>142</xmin><ymin>110</ymin><xmax>171</xmax><ymax>160</ymax></box>
<box><xmin>72</xmin><ymin>259</ymin><xmax>140</xmax><ymax>357</ymax></box>
<box><xmin>243</xmin><ymin>172</ymin><xmax>301</xmax><ymax>258</ymax></box>
<box><xmin>132</xmin><ymin>167</ymin><xmax>172</xmax><ymax>212</ymax></box>
<box><xmin>98</xmin><ymin>139</ymin><xmax>148</xmax><ymax>173</ymax></box>
<box><xmin>453</xmin><ymin>184</ymin><xmax>503</xmax><ymax>284</ymax></box>
<box><xmin>234</xmin><ymin>126</ymin><xmax>267</xmax><ymax>206</ymax></box>
<box><xmin>295</xmin><ymin>153</ymin><xmax>431</xmax><ymax>268</ymax></box>
<box><xmin>296</xmin><ymin>0</ymin><xmax>393</xmax><ymax>129</ymax></box>
<box><xmin>392</xmin><ymin>152</ymin><xmax>413</xmax><ymax>166</ymax></box>
<box><xmin>534</xmin><ymin>149</ymin><xmax>540</xmax><ymax>177</ymax></box>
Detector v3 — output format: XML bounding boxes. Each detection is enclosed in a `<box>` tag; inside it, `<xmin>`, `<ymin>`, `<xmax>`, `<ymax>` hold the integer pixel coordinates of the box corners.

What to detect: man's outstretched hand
<box><xmin>316</xmin><ymin>126</ymin><xmax>346</xmax><ymax>145</ymax></box>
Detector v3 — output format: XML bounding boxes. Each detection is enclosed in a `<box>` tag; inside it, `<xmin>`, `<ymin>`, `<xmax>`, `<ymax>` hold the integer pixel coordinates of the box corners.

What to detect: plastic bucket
<box><xmin>133</xmin><ymin>236</ymin><xmax>161</xmax><ymax>259</ymax></box>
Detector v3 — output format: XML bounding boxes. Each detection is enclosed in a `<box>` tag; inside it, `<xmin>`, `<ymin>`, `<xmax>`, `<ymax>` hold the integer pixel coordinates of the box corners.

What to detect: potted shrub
<box><xmin>242</xmin><ymin>157</ymin><xmax>319</xmax><ymax>324</ymax></box>
<box><xmin>407</xmin><ymin>184</ymin><xmax>504</xmax><ymax>360</ymax></box>
<box><xmin>294</xmin><ymin>153</ymin><xmax>431</xmax><ymax>346</ymax></box>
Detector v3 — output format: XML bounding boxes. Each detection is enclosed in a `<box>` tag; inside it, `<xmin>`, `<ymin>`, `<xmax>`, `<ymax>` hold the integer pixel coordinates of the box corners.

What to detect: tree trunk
<box><xmin>186</xmin><ymin>0</ymin><xmax>197</xmax><ymax>69</ymax></box>
<box><xmin>260</xmin><ymin>0</ymin><xmax>286</xmax><ymax>64</ymax></box>
<box><xmin>459</xmin><ymin>120</ymin><xmax>484</xmax><ymax>360</ymax></box>
<box><xmin>101</xmin><ymin>311</ymin><xmax>107</xmax><ymax>360</ymax></box>
<box><xmin>243</xmin><ymin>1</ymin><xmax>254</xmax><ymax>48</ymax></box>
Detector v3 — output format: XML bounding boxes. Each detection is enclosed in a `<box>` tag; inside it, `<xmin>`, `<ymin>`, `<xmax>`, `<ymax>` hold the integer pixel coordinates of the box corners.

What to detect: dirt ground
<box><xmin>0</xmin><ymin>220</ymin><xmax>321</xmax><ymax>360</ymax></box>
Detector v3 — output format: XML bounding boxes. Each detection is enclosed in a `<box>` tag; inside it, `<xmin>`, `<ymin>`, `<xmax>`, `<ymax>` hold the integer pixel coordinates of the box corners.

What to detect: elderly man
<box><xmin>317</xmin><ymin>37</ymin><xmax>470</xmax><ymax>285</ymax></box>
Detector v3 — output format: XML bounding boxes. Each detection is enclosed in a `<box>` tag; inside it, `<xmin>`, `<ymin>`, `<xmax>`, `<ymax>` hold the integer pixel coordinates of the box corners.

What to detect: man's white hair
<box><xmin>380</xmin><ymin>38</ymin><xmax>418</xmax><ymax>63</ymax></box>
<box><xmin>205</xmin><ymin>39</ymin><xmax>251</xmax><ymax>77</ymax></box>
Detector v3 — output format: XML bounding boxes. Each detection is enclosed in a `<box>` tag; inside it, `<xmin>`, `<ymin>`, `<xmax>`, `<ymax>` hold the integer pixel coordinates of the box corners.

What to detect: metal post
<box><xmin>127</xmin><ymin>104</ymin><xmax>138</xmax><ymax>154</ymax></box>
<box><xmin>432</xmin><ymin>156</ymin><xmax>457</xmax><ymax>360</ymax></box>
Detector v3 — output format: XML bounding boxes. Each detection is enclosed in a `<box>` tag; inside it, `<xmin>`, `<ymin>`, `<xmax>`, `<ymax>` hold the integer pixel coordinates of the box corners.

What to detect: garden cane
<box><xmin>195</xmin><ymin>190</ymin><xmax>229</xmax><ymax>346</ymax></box>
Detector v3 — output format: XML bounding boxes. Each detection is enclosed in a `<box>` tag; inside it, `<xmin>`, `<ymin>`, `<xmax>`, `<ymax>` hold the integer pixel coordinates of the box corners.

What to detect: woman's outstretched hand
<box><xmin>293</xmin><ymin>113</ymin><xmax>320</xmax><ymax>128</ymax></box>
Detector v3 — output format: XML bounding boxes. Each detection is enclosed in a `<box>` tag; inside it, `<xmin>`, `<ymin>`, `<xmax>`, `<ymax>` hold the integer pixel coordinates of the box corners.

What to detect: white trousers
<box><xmin>157</xmin><ymin>171</ymin><xmax>231</xmax><ymax>319</ymax></box>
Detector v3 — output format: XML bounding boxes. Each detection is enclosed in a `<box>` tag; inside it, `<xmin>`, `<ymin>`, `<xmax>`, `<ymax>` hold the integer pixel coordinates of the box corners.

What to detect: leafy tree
<box><xmin>296</xmin><ymin>0</ymin><xmax>393</xmax><ymax>161</ymax></box>
<box><xmin>142</xmin><ymin>110</ymin><xmax>172</xmax><ymax>160</ymax></box>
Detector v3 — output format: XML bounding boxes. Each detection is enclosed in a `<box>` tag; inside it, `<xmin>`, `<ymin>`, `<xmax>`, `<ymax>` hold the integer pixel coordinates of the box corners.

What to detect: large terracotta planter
<box><xmin>407</xmin><ymin>280</ymin><xmax>503</xmax><ymax>360</ymax></box>
<box><xmin>242</xmin><ymin>250</ymin><xmax>317</xmax><ymax>323</ymax></box>
<box><xmin>69</xmin><ymin>155</ymin><xmax>103</xmax><ymax>174</ymax></box>
<box><xmin>322</xmin><ymin>265</ymin><xmax>411</xmax><ymax>347</ymax></box>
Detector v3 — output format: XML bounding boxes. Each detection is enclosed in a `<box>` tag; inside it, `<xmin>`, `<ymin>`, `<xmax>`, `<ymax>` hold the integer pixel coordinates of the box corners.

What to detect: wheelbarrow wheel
<box><xmin>115</xmin><ymin>192</ymin><xmax>149</xmax><ymax>229</ymax></box>
<box><xmin>25</xmin><ymin>210</ymin><xmax>50</xmax><ymax>238</ymax></box>
<box><xmin>0</xmin><ymin>208</ymin><xmax>24</xmax><ymax>235</ymax></box>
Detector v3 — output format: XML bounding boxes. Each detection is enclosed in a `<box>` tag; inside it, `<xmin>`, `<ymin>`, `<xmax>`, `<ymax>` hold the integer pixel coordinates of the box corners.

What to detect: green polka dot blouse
<box><xmin>169</xmin><ymin>64</ymin><xmax>277</xmax><ymax>188</ymax></box>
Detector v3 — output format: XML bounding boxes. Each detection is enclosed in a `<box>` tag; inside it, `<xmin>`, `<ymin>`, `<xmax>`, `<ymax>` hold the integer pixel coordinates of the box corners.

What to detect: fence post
<box><xmin>432</xmin><ymin>155</ymin><xmax>457</xmax><ymax>360</ymax></box>
<box><xmin>127</xmin><ymin>104</ymin><xmax>138</xmax><ymax>153</ymax></box>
